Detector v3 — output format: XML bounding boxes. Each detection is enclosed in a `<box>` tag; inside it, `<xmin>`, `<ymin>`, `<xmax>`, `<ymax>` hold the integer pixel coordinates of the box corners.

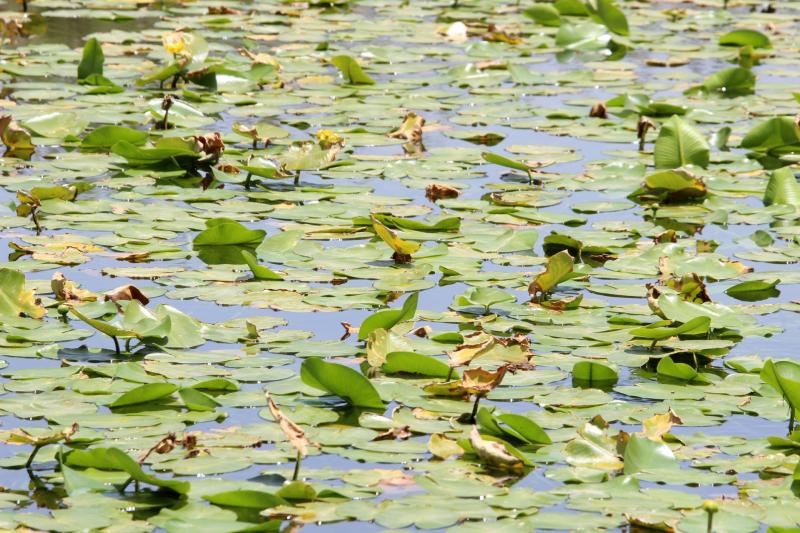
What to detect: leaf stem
<box><xmin>112</xmin><ymin>336</ymin><xmax>120</xmax><ymax>355</ymax></box>
<box><xmin>292</xmin><ymin>450</ymin><xmax>302</xmax><ymax>481</ymax></box>
<box><xmin>469</xmin><ymin>395</ymin><xmax>482</xmax><ymax>423</ymax></box>
<box><xmin>31</xmin><ymin>209</ymin><xmax>41</xmax><ymax>235</ymax></box>
<box><xmin>25</xmin><ymin>444</ymin><xmax>42</xmax><ymax>469</ymax></box>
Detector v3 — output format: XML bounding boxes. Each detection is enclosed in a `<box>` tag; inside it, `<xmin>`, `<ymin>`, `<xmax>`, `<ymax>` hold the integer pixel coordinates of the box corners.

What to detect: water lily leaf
<box><xmin>81</xmin><ymin>126</ymin><xmax>148</xmax><ymax>150</ymax></box>
<box><xmin>193</xmin><ymin>218</ymin><xmax>266</xmax><ymax>246</ymax></box>
<box><xmin>77</xmin><ymin>37</ymin><xmax>103</xmax><ymax>80</ymax></box>
<box><xmin>178</xmin><ymin>387</ymin><xmax>220</xmax><ymax>412</ymax></box>
<box><xmin>461</xmin><ymin>366</ymin><xmax>507</xmax><ymax>395</ymax></box>
<box><xmin>371</xmin><ymin>215</ymin><xmax>421</xmax><ymax>259</ymax></box>
<box><xmin>528</xmin><ymin>250</ymin><xmax>574</xmax><ymax>300</ymax></box>
<box><xmin>555</xmin><ymin>22</ymin><xmax>611</xmax><ymax>52</ymax></box>
<box><xmin>381</xmin><ymin>352</ymin><xmax>452</xmax><ymax>379</ymax></box>
<box><xmin>763</xmin><ymin>167</ymin><xmax>800</xmax><ymax>207</ymax></box>
<box><xmin>725</xmin><ymin>279</ymin><xmax>780</xmax><ymax>302</ymax></box>
<box><xmin>563</xmin><ymin>423</ymin><xmax>623</xmax><ymax>470</ymax></box>
<box><xmin>428</xmin><ymin>433</ymin><xmax>464</xmax><ymax>460</ymax></box>
<box><xmin>630</xmin><ymin>316</ymin><xmax>711</xmax><ymax>341</ymax></box>
<box><xmin>468</xmin><ymin>426</ymin><xmax>527</xmax><ymax>472</ymax></box>
<box><xmin>69</xmin><ymin>307</ymin><xmax>140</xmax><ymax>341</ymax></box>
<box><xmin>330</xmin><ymin>55</ymin><xmax>375</xmax><ymax>85</ymax></box>
<box><xmin>446</xmin><ymin>331</ymin><xmax>496</xmax><ymax>368</ymax></box>
<box><xmin>654</xmin><ymin>116</ymin><xmax>710</xmax><ymax>170</ymax></box>
<box><xmin>477</xmin><ymin>407</ymin><xmax>551</xmax><ymax>445</ymax></box>
<box><xmin>0</xmin><ymin>269</ymin><xmax>45</xmax><ymax>320</ymax></box>
<box><xmin>24</xmin><ymin>112</ymin><xmax>87</xmax><ymax>139</ymax></box>
<box><xmin>572</xmin><ymin>361</ymin><xmax>619</xmax><ymax>386</ymax></box>
<box><xmin>481</xmin><ymin>151</ymin><xmax>532</xmax><ymax>174</ymax></box>
<box><xmin>204</xmin><ymin>490</ymin><xmax>287</xmax><ymax>509</ymax></box>
<box><xmin>656</xmin><ymin>294</ymin><xmax>747</xmax><ymax>330</ymax></box>
<box><xmin>110</xmin><ymin>383</ymin><xmax>179</xmax><ymax>408</ymax></box>
<box><xmin>623</xmin><ymin>434</ymin><xmax>678</xmax><ymax>474</ymax></box>
<box><xmin>241</xmin><ymin>250</ymin><xmax>282</xmax><ymax>280</ymax></box>
<box><xmin>111</xmin><ymin>138</ymin><xmax>200</xmax><ymax>167</ymax></box>
<box><xmin>632</xmin><ymin>169</ymin><xmax>707</xmax><ymax>203</ymax></box>
<box><xmin>586</xmin><ymin>0</ymin><xmax>629</xmax><ymax>36</ymax></box>
<box><xmin>719</xmin><ymin>29</ymin><xmax>770</xmax><ymax>49</ymax></box>
<box><xmin>523</xmin><ymin>4</ymin><xmax>561</xmax><ymax>27</ymax></box>
<box><xmin>761</xmin><ymin>359</ymin><xmax>800</xmax><ymax>412</ymax></box>
<box><xmin>0</xmin><ymin>115</ymin><xmax>35</xmax><ymax>154</ymax></box>
<box><xmin>300</xmin><ymin>357</ymin><xmax>384</xmax><ymax>409</ymax></box>
<box><xmin>740</xmin><ymin>117</ymin><xmax>800</xmax><ymax>153</ymax></box>
<box><xmin>64</xmin><ymin>447</ymin><xmax>189</xmax><ymax>494</ymax></box>
<box><xmin>454</xmin><ymin>287</ymin><xmax>515</xmax><ymax>312</ymax></box>
<box><xmin>656</xmin><ymin>356</ymin><xmax>697</xmax><ymax>382</ymax></box>
<box><xmin>356</xmin><ymin>293</ymin><xmax>418</xmax><ymax>341</ymax></box>
<box><xmin>6</xmin><ymin>423</ymin><xmax>77</xmax><ymax>448</ymax></box>
<box><xmin>687</xmin><ymin>67</ymin><xmax>756</xmax><ymax>98</ymax></box>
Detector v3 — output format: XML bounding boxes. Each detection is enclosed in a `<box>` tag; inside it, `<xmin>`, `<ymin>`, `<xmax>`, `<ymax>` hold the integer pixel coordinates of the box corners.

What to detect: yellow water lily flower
<box><xmin>315</xmin><ymin>129</ymin><xmax>343</xmax><ymax>147</ymax></box>
<box><xmin>162</xmin><ymin>31</ymin><xmax>186</xmax><ymax>55</ymax></box>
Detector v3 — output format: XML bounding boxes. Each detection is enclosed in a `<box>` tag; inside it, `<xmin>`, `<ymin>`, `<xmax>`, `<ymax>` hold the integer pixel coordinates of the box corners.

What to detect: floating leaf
<box><xmin>64</xmin><ymin>447</ymin><xmax>189</xmax><ymax>494</ymax></box>
<box><xmin>719</xmin><ymin>29</ymin><xmax>770</xmax><ymax>49</ymax></box>
<box><xmin>110</xmin><ymin>383</ymin><xmax>178</xmax><ymax>408</ymax></box>
<box><xmin>523</xmin><ymin>4</ymin><xmax>561</xmax><ymax>27</ymax></box>
<box><xmin>572</xmin><ymin>361</ymin><xmax>619</xmax><ymax>386</ymax></box>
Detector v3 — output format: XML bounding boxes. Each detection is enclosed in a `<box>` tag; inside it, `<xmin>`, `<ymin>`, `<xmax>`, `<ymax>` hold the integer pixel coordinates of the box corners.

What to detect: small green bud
<box><xmin>57</xmin><ymin>304</ymin><xmax>70</xmax><ymax>316</ymax></box>
<box><xmin>702</xmin><ymin>499</ymin><xmax>719</xmax><ymax>514</ymax></box>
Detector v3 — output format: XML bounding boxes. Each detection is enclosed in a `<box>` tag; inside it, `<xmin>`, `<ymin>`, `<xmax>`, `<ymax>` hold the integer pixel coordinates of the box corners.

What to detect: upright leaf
<box><xmin>330</xmin><ymin>55</ymin><xmax>375</xmax><ymax>85</ymax></box>
<box><xmin>78</xmin><ymin>38</ymin><xmax>104</xmax><ymax>80</ymax></box>
<box><xmin>300</xmin><ymin>358</ymin><xmax>384</xmax><ymax>409</ymax></box>
<box><xmin>358</xmin><ymin>291</ymin><xmax>418</xmax><ymax>340</ymax></box>
<box><xmin>654</xmin><ymin>116</ymin><xmax>710</xmax><ymax>169</ymax></box>
<box><xmin>763</xmin><ymin>167</ymin><xmax>800</xmax><ymax>207</ymax></box>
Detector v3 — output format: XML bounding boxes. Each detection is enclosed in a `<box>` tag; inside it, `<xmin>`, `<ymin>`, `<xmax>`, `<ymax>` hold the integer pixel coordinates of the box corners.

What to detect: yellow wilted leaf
<box><xmin>51</xmin><ymin>272</ymin><xmax>96</xmax><ymax>302</ymax></box>
<box><xmin>469</xmin><ymin>426</ymin><xmax>523</xmax><ymax>472</ymax></box>
<box><xmin>642</xmin><ymin>410</ymin><xmax>683</xmax><ymax>441</ymax></box>
<box><xmin>6</xmin><ymin>423</ymin><xmax>78</xmax><ymax>447</ymax></box>
<box><xmin>371</xmin><ymin>215</ymin><xmax>421</xmax><ymax>261</ymax></box>
<box><xmin>462</xmin><ymin>366</ymin><xmax>507</xmax><ymax>395</ymax></box>
<box><xmin>428</xmin><ymin>433</ymin><xmax>464</xmax><ymax>460</ymax></box>
<box><xmin>446</xmin><ymin>330</ymin><xmax>495</xmax><ymax>368</ymax></box>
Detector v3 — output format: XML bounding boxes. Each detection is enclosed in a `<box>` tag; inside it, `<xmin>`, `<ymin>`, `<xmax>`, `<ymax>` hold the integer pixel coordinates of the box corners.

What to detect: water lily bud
<box><xmin>702</xmin><ymin>499</ymin><xmax>719</xmax><ymax>514</ymax></box>
<box><xmin>57</xmin><ymin>304</ymin><xmax>70</xmax><ymax>316</ymax></box>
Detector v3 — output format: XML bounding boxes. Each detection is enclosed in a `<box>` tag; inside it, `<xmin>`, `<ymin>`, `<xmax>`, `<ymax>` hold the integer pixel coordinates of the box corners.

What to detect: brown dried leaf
<box><xmin>51</xmin><ymin>272</ymin><xmax>96</xmax><ymax>302</ymax></box>
<box><xmin>267</xmin><ymin>394</ymin><xmax>318</xmax><ymax>457</ymax></box>
<box><xmin>589</xmin><ymin>101</ymin><xmax>608</xmax><ymax>119</ymax></box>
<box><xmin>425</xmin><ymin>183</ymin><xmax>460</xmax><ymax>201</ymax></box>
<box><xmin>340</xmin><ymin>322</ymin><xmax>358</xmax><ymax>340</ymax></box>
<box><xmin>104</xmin><ymin>284</ymin><xmax>150</xmax><ymax>306</ymax></box>
<box><xmin>462</xmin><ymin>366</ymin><xmax>507</xmax><ymax>395</ymax></box>
<box><xmin>373</xmin><ymin>426</ymin><xmax>412</xmax><ymax>441</ymax></box>
<box><xmin>388</xmin><ymin>112</ymin><xmax>425</xmax><ymax>143</ymax></box>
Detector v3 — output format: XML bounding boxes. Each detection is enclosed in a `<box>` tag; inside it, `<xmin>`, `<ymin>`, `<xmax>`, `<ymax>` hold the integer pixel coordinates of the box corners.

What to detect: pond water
<box><xmin>0</xmin><ymin>0</ymin><xmax>798</xmax><ymax>531</ymax></box>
